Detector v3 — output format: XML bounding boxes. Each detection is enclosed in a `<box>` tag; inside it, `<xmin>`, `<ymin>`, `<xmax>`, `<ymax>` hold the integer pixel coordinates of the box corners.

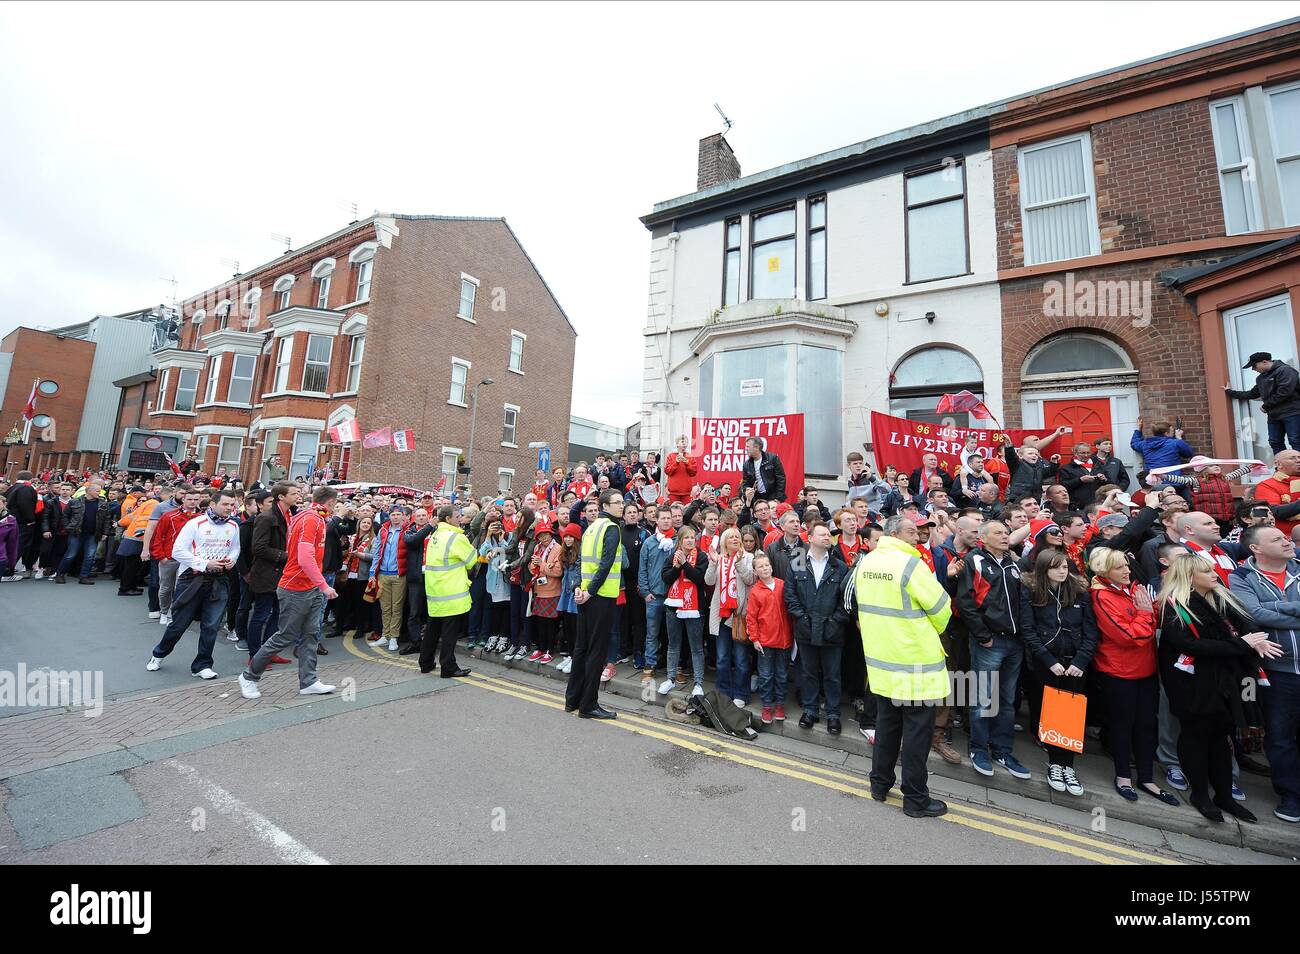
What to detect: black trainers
<box><xmin>903</xmin><ymin>798</ymin><xmax>948</xmax><ymax>818</ymax></box>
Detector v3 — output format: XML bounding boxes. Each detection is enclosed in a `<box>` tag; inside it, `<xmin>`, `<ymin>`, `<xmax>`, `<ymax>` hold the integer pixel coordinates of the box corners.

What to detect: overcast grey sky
<box><xmin>0</xmin><ymin>1</ymin><xmax>1292</xmax><ymax>428</ymax></box>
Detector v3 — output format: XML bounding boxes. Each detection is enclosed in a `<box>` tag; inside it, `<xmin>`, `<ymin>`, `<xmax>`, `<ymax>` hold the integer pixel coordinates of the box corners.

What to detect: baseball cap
<box><xmin>911</xmin><ymin>514</ymin><xmax>934</xmax><ymax>528</ymax></box>
<box><xmin>1244</xmin><ymin>351</ymin><xmax>1272</xmax><ymax>369</ymax></box>
<box><xmin>1097</xmin><ymin>513</ymin><xmax>1129</xmax><ymax>530</ymax></box>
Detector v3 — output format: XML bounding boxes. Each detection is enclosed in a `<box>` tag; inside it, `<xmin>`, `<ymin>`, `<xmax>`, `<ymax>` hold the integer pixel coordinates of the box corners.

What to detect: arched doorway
<box><xmin>889</xmin><ymin>346</ymin><xmax>984</xmax><ymax>426</ymax></box>
<box><xmin>1020</xmin><ymin>333</ymin><xmax>1138</xmax><ymax>472</ymax></box>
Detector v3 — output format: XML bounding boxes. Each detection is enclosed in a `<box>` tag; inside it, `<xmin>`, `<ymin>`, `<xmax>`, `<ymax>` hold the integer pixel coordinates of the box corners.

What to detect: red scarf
<box><xmin>1075</xmin><ymin>458</ymin><xmax>1093</xmax><ymax>471</ymax></box>
<box><xmin>719</xmin><ymin>553</ymin><xmax>739</xmax><ymax>618</ymax></box>
<box><xmin>1182</xmin><ymin>539</ymin><xmax>1236</xmax><ymax>586</ymax></box>
<box><xmin>839</xmin><ymin>536</ymin><xmax>860</xmax><ymax>564</ymax></box>
<box><xmin>665</xmin><ymin>549</ymin><xmax>700</xmax><ymax>616</ymax></box>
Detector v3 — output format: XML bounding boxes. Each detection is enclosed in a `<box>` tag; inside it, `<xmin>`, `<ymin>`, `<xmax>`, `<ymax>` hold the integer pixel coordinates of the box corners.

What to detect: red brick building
<box><xmin>118</xmin><ymin>214</ymin><xmax>576</xmax><ymax>493</ymax></box>
<box><xmin>993</xmin><ymin>20</ymin><xmax>1300</xmax><ymax>471</ymax></box>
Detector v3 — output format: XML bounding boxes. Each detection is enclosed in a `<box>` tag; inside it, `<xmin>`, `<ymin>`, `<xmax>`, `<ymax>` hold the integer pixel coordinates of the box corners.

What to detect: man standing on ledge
<box><xmin>239</xmin><ymin>485</ymin><xmax>338</xmax><ymax>699</ymax></box>
<box><xmin>567</xmin><ymin>489</ymin><xmax>625</xmax><ymax>719</ymax></box>
<box><xmin>742</xmin><ymin>436</ymin><xmax>786</xmax><ymax>505</ymax></box>
<box><xmin>420</xmin><ymin>506</ymin><xmax>474</xmax><ymax>678</ymax></box>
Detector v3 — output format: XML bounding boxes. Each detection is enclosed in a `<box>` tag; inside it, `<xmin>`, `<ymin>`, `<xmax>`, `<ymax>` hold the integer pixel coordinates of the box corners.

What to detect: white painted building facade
<box><xmin>640</xmin><ymin>113</ymin><xmax>1002</xmax><ymax>500</ymax></box>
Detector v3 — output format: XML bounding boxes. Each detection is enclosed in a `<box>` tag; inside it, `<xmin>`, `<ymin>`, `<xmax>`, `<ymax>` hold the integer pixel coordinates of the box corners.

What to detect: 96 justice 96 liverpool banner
<box><xmin>691</xmin><ymin>414</ymin><xmax>803</xmax><ymax>500</ymax></box>
<box><xmin>869</xmin><ymin>411</ymin><xmax>1053</xmax><ymax>474</ymax></box>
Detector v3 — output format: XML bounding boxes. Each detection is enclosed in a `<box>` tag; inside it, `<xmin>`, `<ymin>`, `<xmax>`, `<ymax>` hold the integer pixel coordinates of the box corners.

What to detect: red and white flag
<box><xmin>163</xmin><ymin>452</ymin><xmax>183</xmax><ymax>478</ymax></box>
<box><xmin>434</xmin><ymin>475</ymin><xmax>447</xmax><ymax>492</ymax></box>
<box><xmin>392</xmin><ymin>429</ymin><xmax>415</xmax><ymax>453</ymax></box>
<box><xmin>329</xmin><ymin>419</ymin><xmax>361</xmax><ymax>444</ymax></box>
<box><xmin>935</xmin><ymin>390</ymin><xmax>994</xmax><ymax>421</ymax></box>
<box><xmin>22</xmin><ymin>380</ymin><xmax>38</xmax><ymax>421</ymax></box>
<box><xmin>362</xmin><ymin>426</ymin><xmax>392</xmax><ymax>449</ymax></box>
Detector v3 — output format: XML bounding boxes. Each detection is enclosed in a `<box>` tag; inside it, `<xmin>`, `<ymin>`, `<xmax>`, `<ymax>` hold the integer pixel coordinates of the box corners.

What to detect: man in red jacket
<box><xmin>1251</xmin><ymin>449</ymin><xmax>1300</xmax><ymax>538</ymax></box>
<box><xmin>664</xmin><ymin>435</ymin><xmax>697</xmax><ymax>504</ymax></box>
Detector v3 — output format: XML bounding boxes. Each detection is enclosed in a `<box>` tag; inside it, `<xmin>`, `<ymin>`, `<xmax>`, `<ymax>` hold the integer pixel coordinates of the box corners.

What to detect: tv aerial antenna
<box><xmin>271</xmin><ymin>233</ymin><xmax>292</xmax><ymax>254</ymax></box>
<box><xmin>714</xmin><ymin>103</ymin><xmax>733</xmax><ymax>132</ymax></box>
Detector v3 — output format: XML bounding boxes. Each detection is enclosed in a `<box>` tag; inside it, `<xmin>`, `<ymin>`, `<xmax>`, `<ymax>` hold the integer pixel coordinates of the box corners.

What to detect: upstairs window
<box><xmin>1210</xmin><ymin>97</ymin><xmax>1262</xmax><ymax>234</ymax></box>
<box><xmin>302</xmin><ymin>334</ymin><xmax>333</xmax><ymax>393</ymax></box>
<box><xmin>459</xmin><ymin>274</ymin><xmax>479</xmax><ymax>321</ymax></box>
<box><xmin>807</xmin><ymin>195</ymin><xmax>827</xmax><ymax>299</ymax></box>
<box><xmin>749</xmin><ymin>205</ymin><xmax>796</xmax><ymax>299</ymax></box>
<box><xmin>502</xmin><ymin>404</ymin><xmax>519</xmax><ymax>446</ymax></box>
<box><xmin>175</xmin><ymin>368</ymin><xmax>199</xmax><ymax>412</ymax></box>
<box><xmin>722</xmin><ymin>217</ymin><xmax>741</xmax><ymax>306</ymax></box>
<box><xmin>273</xmin><ymin>337</ymin><xmax>293</xmax><ymax>392</ymax></box>
<box><xmin>347</xmin><ymin>336</ymin><xmax>364</xmax><ymax>392</ymax></box>
<box><xmin>355</xmin><ymin>259</ymin><xmax>372</xmax><ymax>302</ymax></box>
<box><xmin>905</xmin><ymin>162</ymin><xmax>968</xmax><ymax>282</ymax></box>
<box><xmin>1018</xmin><ymin>133</ymin><xmax>1100</xmax><ymax>265</ymax></box>
<box><xmin>228</xmin><ymin>353</ymin><xmax>257</xmax><ymax>405</ymax></box>
<box><xmin>509</xmin><ymin>331</ymin><xmax>525</xmax><ymax>373</ymax></box>
<box><xmin>203</xmin><ymin>354</ymin><xmax>223</xmax><ymax>404</ymax></box>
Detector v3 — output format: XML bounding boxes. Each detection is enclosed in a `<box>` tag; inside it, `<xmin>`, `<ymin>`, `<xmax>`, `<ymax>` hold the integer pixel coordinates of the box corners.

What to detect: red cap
<box><xmin>561</xmin><ymin>524</ymin><xmax>583</xmax><ymax>542</ymax></box>
<box><xmin>775</xmin><ymin>502</ymin><xmax>793</xmax><ymax>517</ymax></box>
<box><xmin>532</xmin><ymin>518</ymin><xmax>554</xmax><ymax>537</ymax></box>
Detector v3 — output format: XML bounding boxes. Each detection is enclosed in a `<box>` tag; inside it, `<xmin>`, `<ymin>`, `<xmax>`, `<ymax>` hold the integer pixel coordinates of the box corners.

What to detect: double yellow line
<box><xmin>342</xmin><ymin>637</ymin><xmax>1180</xmax><ymax>866</ymax></box>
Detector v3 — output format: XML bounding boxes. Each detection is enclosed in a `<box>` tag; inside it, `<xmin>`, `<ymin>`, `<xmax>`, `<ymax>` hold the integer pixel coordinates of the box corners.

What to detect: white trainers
<box><xmin>387</xmin><ymin>638</ymin><xmax>398</xmax><ymax>651</ymax></box>
<box><xmin>1048</xmin><ymin>764</ymin><xmax>1067</xmax><ymax>793</ymax></box>
<box><xmin>299</xmin><ymin>681</ymin><xmax>335</xmax><ymax>695</ymax></box>
<box><xmin>226</xmin><ymin>631</ymin><xmax>239</xmax><ymax>642</ymax></box>
<box><xmin>146</xmin><ymin>656</ymin><xmax>161</xmax><ymax>671</ymax></box>
<box><xmin>690</xmin><ymin>684</ymin><xmax>705</xmax><ymax>697</ymax></box>
<box><xmin>148</xmin><ymin>611</ymin><xmax>160</xmax><ymax>620</ymax></box>
<box><xmin>238</xmin><ymin>674</ymin><xmax>261</xmax><ymax>699</ymax></box>
<box><xmin>1063</xmin><ymin>767</ymin><xmax>1084</xmax><ymax>797</ymax></box>
<box><xmin>733</xmin><ymin>698</ymin><xmax>746</xmax><ymax>708</ymax></box>
<box><xmin>159</xmin><ymin>614</ymin><xmax>171</xmax><ymax>627</ymax></box>
<box><xmin>657</xmin><ymin>679</ymin><xmax>677</xmax><ymax>695</ymax></box>
<box><xmin>557</xmin><ymin>656</ymin><xmax>572</xmax><ymax>673</ymax></box>
<box><xmin>0</xmin><ymin>575</ymin><xmax>21</xmax><ymax>583</ymax></box>
<box><xmin>34</xmin><ymin>568</ymin><xmax>45</xmax><ymax>580</ymax></box>
<box><xmin>601</xmin><ymin>663</ymin><xmax>616</xmax><ymax>682</ymax></box>
<box><xmin>193</xmin><ymin>668</ymin><xmax>218</xmax><ymax>680</ymax></box>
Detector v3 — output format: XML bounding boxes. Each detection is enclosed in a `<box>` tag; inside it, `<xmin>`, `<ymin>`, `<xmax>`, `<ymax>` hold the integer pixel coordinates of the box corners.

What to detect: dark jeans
<box><xmin>247</xmin><ymin>590</ymin><xmax>280</xmax><ymax>659</ymax></box>
<box><xmin>755</xmin><ymin>646</ymin><xmax>790</xmax><ymax>708</ymax></box>
<box><xmin>117</xmin><ymin>553</ymin><xmax>143</xmax><ymax>593</ymax></box>
<box><xmin>467</xmin><ymin>572</ymin><xmax>489</xmax><ymax>642</ymax></box>
<box><xmin>151</xmin><ymin>575</ymin><xmax>230</xmax><ymax>674</ymax></box>
<box><xmin>56</xmin><ymin>532</ymin><xmax>97</xmax><ymax>578</ymax></box>
<box><xmin>1263</xmin><ymin>669</ymin><xmax>1300</xmax><ymax>804</ymax></box>
<box><xmin>798</xmin><ymin>641</ymin><xmax>842</xmax><ymax>719</ymax></box>
<box><xmin>147</xmin><ymin>558</ymin><xmax>160</xmax><ymax>613</ymax></box>
<box><xmin>419</xmin><ymin>612</ymin><xmax>466</xmax><ymax>673</ymax></box>
<box><xmin>1268</xmin><ymin>414</ymin><xmax>1300</xmax><ymax>454</ymax></box>
<box><xmin>566</xmin><ymin>594</ymin><xmax>616</xmax><ymax>713</ymax></box>
<box><xmin>17</xmin><ymin>522</ymin><xmax>39</xmax><ymax>571</ymax></box>
<box><xmin>1098</xmin><ymin>673</ymin><xmax>1159</xmax><ymax>783</ymax></box>
<box><xmin>1177</xmin><ymin>714</ymin><xmax>1235</xmax><ymax>805</ymax></box>
<box><xmin>509</xmin><ymin>582</ymin><xmax>534</xmax><ymax>647</ymax></box>
<box><xmin>969</xmin><ymin>632</ymin><xmax>1023</xmax><ymax>758</ymax></box>
<box><xmin>870</xmin><ymin>694</ymin><xmax>937</xmax><ymax>813</ymax></box>
<box><xmin>226</xmin><ymin>573</ymin><xmax>241</xmax><ymax>631</ymax></box>
<box><xmin>235</xmin><ymin>577</ymin><xmax>254</xmax><ymax>644</ymax></box>
<box><xmin>715</xmin><ymin>619</ymin><xmax>751</xmax><ymax>703</ymax></box>
<box><xmin>621</xmin><ymin>581</ymin><xmax>645</xmax><ymax>661</ymax></box>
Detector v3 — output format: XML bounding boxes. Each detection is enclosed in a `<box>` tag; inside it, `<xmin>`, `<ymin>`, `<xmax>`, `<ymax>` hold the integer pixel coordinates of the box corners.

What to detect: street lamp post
<box><xmin>465</xmin><ymin>377</ymin><xmax>494</xmax><ymax>491</ymax></box>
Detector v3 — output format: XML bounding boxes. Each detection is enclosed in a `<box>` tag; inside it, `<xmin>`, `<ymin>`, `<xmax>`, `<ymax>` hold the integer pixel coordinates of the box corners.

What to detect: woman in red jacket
<box><xmin>1088</xmin><ymin>547</ymin><xmax>1179</xmax><ymax>806</ymax></box>
<box><xmin>747</xmin><ymin>551</ymin><xmax>792</xmax><ymax>725</ymax></box>
<box><xmin>664</xmin><ymin>435</ymin><xmax>697</xmax><ymax>504</ymax></box>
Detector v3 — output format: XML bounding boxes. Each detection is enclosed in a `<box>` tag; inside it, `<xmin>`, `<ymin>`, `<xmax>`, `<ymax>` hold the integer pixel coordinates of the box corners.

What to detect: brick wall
<box><xmin>697</xmin><ymin>134</ymin><xmax>741</xmax><ymax>191</ymax></box>
<box><xmin>995</xmin><ymin>99</ymin><xmax>1225</xmax><ymax>271</ymax></box>
<box><xmin>1000</xmin><ymin>254</ymin><xmax>1222</xmax><ymax>445</ymax></box>
<box><xmin>0</xmin><ymin>329</ymin><xmax>96</xmax><ymax>476</ymax></box>
<box><xmin>354</xmin><ymin>217</ymin><xmax>576</xmax><ymax>492</ymax></box>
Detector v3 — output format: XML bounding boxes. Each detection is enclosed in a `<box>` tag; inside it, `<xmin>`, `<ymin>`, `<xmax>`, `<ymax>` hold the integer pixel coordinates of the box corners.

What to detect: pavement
<box><xmin>0</xmin><ymin>575</ymin><xmax>1293</xmax><ymax>864</ymax></box>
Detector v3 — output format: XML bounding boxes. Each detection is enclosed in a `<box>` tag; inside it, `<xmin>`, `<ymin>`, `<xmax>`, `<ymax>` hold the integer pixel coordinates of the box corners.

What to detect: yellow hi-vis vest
<box><xmin>580</xmin><ymin>517</ymin><xmax>622</xmax><ymax>598</ymax></box>
<box><xmin>853</xmin><ymin>535</ymin><xmax>952</xmax><ymax>701</ymax></box>
<box><xmin>423</xmin><ymin>523</ymin><xmax>476</xmax><ymax>617</ymax></box>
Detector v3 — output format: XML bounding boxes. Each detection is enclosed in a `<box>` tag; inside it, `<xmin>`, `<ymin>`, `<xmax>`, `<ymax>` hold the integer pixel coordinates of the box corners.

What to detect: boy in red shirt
<box><xmin>239</xmin><ymin>485</ymin><xmax>339</xmax><ymax>699</ymax></box>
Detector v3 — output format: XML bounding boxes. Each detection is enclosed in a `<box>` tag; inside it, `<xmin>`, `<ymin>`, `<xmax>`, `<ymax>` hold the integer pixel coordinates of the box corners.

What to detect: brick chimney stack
<box><xmin>697</xmin><ymin>133</ymin><xmax>741</xmax><ymax>191</ymax></box>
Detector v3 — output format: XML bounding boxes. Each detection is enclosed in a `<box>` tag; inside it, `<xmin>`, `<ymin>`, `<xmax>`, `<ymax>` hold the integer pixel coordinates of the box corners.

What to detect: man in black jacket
<box><xmin>741</xmin><ymin>438</ymin><xmax>786</xmax><ymax>504</ymax></box>
<box><xmin>1003</xmin><ymin>427</ymin><xmax>1067</xmax><ymax>502</ymax></box>
<box><xmin>400</xmin><ymin>507</ymin><xmax>435</xmax><ymax>654</ymax></box>
<box><xmin>785</xmin><ymin>522</ymin><xmax>851</xmax><ymax>735</ymax></box>
<box><xmin>1093</xmin><ymin>439</ymin><xmax>1130</xmax><ymax>490</ymax></box>
<box><xmin>1225</xmin><ymin>352</ymin><xmax>1300</xmax><ymax>454</ymax></box>
<box><xmin>234</xmin><ymin>491</ymin><xmax>269</xmax><ymax>651</ymax></box>
<box><xmin>1058</xmin><ymin>442</ymin><xmax>1106</xmax><ymax>509</ymax></box>
<box><xmin>955</xmin><ymin>520</ymin><xmax>1030</xmax><ymax>780</ymax></box>
<box><xmin>4</xmin><ymin>471</ymin><xmax>40</xmax><ymax>577</ymax></box>
<box><xmin>247</xmin><ymin>482</ymin><xmax>296</xmax><ymax>660</ymax></box>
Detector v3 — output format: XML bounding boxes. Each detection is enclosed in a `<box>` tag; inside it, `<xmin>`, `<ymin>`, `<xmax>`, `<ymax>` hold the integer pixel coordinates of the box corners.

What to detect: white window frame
<box><xmin>355</xmin><ymin>259</ymin><xmax>373</xmax><ymax>302</ymax></box>
<box><xmin>290</xmin><ymin>429</ymin><xmax>321</xmax><ymax>481</ymax></box>
<box><xmin>497</xmin><ymin>468</ymin><xmax>514</xmax><ymax>494</ymax></box>
<box><xmin>227</xmin><ymin>353</ymin><xmax>257</xmax><ymax>405</ymax></box>
<box><xmin>174</xmin><ymin>368</ymin><xmax>199</xmax><ymax>412</ymax></box>
<box><xmin>1265</xmin><ymin>80</ymin><xmax>1300</xmax><ymax>227</ymax></box>
<box><xmin>1017</xmin><ymin>132</ymin><xmax>1102</xmax><ymax>266</ymax></box>
<box><xmin>1209</xmin><ymin>95</ymin><xmax>1263</xmax><ymax>235</ymax></box>
<box><xmin>278</xmin><ymin>288</ymin><xmax>291</xmax><ymax>310</ymax></box>
<box><xmin>1223</xmin><ymin>293</ymin><xmax>1296</xmax><ymax>472</ymax></box>
<box><xmin>273</xmin><ymin>337</ymin><xmax>294</xmax><ymax>393</ymax></box>
<box><xmin>502</xmin><ymin>403</ymin><xmax>519</xmax><ymax>448</ymax></box>
<box><xmin>346</xmin><ymin>335</ymin><xmax>364</xmax><ymax>393</ymax></box>
<box><xmin>315</xmin><ymin>274</ymin><xmax>331</xmax><ymax>309</ymax></box>
<box><xmin>203</xmin><ymin>354</ymin><xmax>223</xmax><ymax>405</ymax></box>
<box><xmin>509</xmin><ymin>330</ymin><xmax>526</xmax><ymax>374</ymax></box>
<box><xmin>449</xmin><ymin>357</ymin><xmax>470</xmax><ymax>407</ymax></box>
<box><xmin>217</xmin><ymin>435</ymin><xmax>243</xmax><ymax>472</ymax></box>
<box><xmin>301</xmin><ymin>334</ymin><xmax>333</xmax><ymax>393</ymax></box>
<box><xmin>193</xmin><ymin>434</ymin><xmax>210</xmax><ymax>465</ymax></box>
<box><xmin>441</xmin><ymin>446</ymin><xmax>462</xmax><ymax>482</ymax></box>
<box><xmin>458</xmin><ymin>273</ymin><xmax>479</xmax><ymax>322</ymax></box>
<box><xmin>243</xmin><ymin>288</ymin><xmax>262</xmax><ymax>329</ymax></box>
<box><xmin>156</xmin><ymin>368</ymin><xmax>170</xmax><ymax>410</ymax></box>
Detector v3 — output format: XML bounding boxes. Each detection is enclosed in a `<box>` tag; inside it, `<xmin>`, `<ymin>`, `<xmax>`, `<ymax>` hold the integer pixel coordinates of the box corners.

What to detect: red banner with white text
<box><xmin>869</xmin><ymin>411</ymin><xmax>1053</xmax><ymax>476</ymax></box>
<box><xmin>691</xmin><ymin>414</ymin><xmax>804</xmax><ymax>503</ymax></box>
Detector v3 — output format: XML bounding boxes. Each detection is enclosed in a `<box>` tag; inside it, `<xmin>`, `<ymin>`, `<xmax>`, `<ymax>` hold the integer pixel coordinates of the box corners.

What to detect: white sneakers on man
<box><xmin>299</xmin><ymin>681</ymin><xmax>335</xmax><ymax>695</ymax></box>
<box><xmin>193</xmin><ymin>668</ymin><xmax>218</xmax><ymax>680</ymax></box>
<box><xmin>145</xmin><ymin>656</ymin><xmax>161</xmax><ymax>671</ymax></box>
<box><xmin>387</xmin><ymin>638</ymin><xmax>398</xmax><ymax>651</ymax></box>
<box><xmin>148</xmin><ymin>610</ymin><xmax>160</xmax><ymax>620</ymax></box>
<box><xmin>238</xmin><ymin>674</ymin><xmax>261</xmax><ymax>699</ymax></box>
<box><xmin>159</xmin><ymin>614</ymin><xmax>172</xmax><ymax>627</ymax></box>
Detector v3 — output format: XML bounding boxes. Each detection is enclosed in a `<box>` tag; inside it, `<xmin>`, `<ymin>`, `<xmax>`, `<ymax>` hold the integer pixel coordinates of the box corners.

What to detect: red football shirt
<box><xmin>279</xmin><ymin>508</ymin><xmax>326</xmax><ymax>592</ymax></box>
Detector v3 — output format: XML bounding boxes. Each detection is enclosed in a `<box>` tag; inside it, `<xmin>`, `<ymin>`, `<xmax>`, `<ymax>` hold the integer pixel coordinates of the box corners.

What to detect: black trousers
<box><xmin>1098</xmin><ymin>673</ymin><xmax>1159</xmax><ymax>783</ymax></box>
<box><xmin>419</xmin><ymin>612</ymin><xmax>465</xmax><ymax>673</ymax></box>
<box><xmin>17</xmin><ymin>522</ymin><xmax>39</xmax><ymax>571</ymax></box>
<box><xmin>566</xmin><ymin>594</ymin><xmax>616</xmax><ymax>712</ymax></box>
<box><xmin>118</xmin><ymin>553</ymin><xmax>143</xmax><ymax>593</ymax></box>
<box><xmin>870</xmin><ymin>694</ymin><xmax>936</xmax><ymax>812</ymax></box>
<box><xmin>404</xmin><ymin>575</ymin><xmax>428</xmax><ymax>647</ymax></box>
<box><xmin>1177</xmin><ymin>714</ymin><xmax>1235</xmax><ymax>805</ymax></box>
<box><xmin>621</xmin><ymin>586</ymin><xmax>645</xmax><ymax>659</ymax></box>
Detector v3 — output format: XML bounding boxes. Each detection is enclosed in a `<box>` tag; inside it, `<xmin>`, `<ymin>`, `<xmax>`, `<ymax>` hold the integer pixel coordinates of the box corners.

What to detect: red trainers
<box><xmin>367</xmin><ymin>632</ymin><xmax>383</xmax><ymax>642</ymax></box>
<box><xmin>270</xmin><ymin>655</ymin><xmax>293</xmax><ymax>665</ymax></box>
<box><xmin>774</xmin><ymin>705</ymin><xmax>786</xmax><ymax>722</ymax></box>
<box><xmin>761</xmin><ymin>707</ymin><xmax>773</xmax><ymax>725</ymax></box>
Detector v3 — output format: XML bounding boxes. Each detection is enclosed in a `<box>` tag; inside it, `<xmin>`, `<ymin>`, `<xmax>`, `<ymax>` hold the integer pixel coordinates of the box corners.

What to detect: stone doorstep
<box><xmin>470</xmin><ymin>644</ymin><xmax>1300</xmax><ymax>862</ymax></box>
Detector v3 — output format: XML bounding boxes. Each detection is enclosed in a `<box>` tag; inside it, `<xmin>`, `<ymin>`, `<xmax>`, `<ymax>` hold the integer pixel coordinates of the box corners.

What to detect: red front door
<box><xmin>1043</xmin><ymin>398</ymin><xmax>1112</xmax><ymax>452</ymax></box>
